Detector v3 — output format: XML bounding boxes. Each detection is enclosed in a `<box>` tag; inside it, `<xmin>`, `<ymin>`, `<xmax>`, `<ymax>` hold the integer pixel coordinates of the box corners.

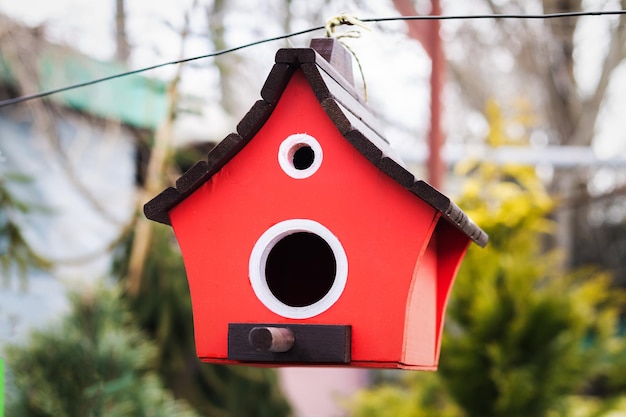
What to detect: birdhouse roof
<box><xmin>144</xmin><ymin>40</ymin><xmax>487</xmax><ymax>247</ymax></box>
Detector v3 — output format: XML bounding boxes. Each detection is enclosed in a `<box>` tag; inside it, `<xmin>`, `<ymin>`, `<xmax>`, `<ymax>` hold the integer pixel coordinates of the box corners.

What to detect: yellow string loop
<box><xmin>324</xmin><ymin>14</ymin><xmax>370</xmax><ymax>102</ymax></box>
<box><xmin>324</xmin><ymin>13</ymin><xmax>370</xmax><ymax>37</ymax></box>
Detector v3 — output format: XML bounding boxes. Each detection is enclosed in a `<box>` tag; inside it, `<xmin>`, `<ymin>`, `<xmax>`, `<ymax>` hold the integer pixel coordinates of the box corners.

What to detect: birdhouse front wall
<box><xmin>169</xmin><ymin>70</ymin><xmax>444</xmax><ymax>368</ymax></box>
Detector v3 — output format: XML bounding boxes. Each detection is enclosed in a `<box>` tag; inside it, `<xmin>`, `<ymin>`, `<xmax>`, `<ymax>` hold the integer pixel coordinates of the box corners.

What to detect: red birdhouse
<box><xmin>145</xmin><ymin>38</ymin><xmax>487</xmax><ymax>370</ymax></box>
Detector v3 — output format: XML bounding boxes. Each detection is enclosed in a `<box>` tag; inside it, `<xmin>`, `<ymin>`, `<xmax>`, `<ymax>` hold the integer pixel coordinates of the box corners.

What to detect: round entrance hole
<box><xmin>249</xmin><ymin>219</ymin><xmax>348</xmax><ymax>319</ymax></box>
<box><xmin>265</xmin><ymin>232</ymin><xmax>337</xmax><ymax>307</ymax></box>
<box><xmin>292</xmin><ymin>145</ymin><xmax>315</xmax><ymax>170</ymax></box>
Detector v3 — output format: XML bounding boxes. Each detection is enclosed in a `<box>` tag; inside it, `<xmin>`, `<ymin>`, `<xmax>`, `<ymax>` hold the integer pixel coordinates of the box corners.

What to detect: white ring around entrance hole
<box><xmin>278</xmin><ymin>133</ymin><xmax>323</xmax><ymax>179</ymax></box>
<box><xmin>249</xmin><ymin>219</ymin><xmax>348</xmax><ymax>319</ymax></box>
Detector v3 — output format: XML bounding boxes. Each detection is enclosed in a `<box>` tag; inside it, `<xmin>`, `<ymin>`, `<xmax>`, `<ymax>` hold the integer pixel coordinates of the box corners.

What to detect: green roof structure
<box><xmin>0</xmin><ymin>42</ymin><xmax>167</xmax><ymax>130</ymax></box>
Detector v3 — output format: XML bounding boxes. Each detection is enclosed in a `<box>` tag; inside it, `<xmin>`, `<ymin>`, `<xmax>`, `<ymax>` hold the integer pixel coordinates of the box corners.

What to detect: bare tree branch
<box><xmin>391</xmin><ymin>0</ymin><xmax>433</xmax><ymax>58</ymax></box>
<box><xmin>126</xmin><ymin>2</ymin><xmax>194</xmax><ymax>296</ymax></box>
<box><xmin>115</xmin><ymin>0</ymin><xmax>131</xmax><ymax>63</ymax></box>
<box><xmin>572</xmin><ymin>4</ymin><xmax>626</xmax><ymax>146</ymax></box>
<box><xmin>0</xmin><ymin>16</ymin><xmax>126</xmax><ymax>227</ymax></box>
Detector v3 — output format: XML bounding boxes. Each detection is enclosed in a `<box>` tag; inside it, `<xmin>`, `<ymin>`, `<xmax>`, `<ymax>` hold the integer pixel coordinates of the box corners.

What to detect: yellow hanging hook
<box><xmin>323</xmin><ymin>14</ymin><xmax>370</xmax><ymax>102</ymax></box>
<box><xmin>325</xmin><ymin>13</ymin><xmax>370</xmax><ymax>38</ymax></box>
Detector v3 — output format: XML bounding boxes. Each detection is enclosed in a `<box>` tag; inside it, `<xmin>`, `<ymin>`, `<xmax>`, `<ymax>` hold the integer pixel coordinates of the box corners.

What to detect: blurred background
<box><xmin>1</xmin><ymin>0</ymin><xmax>626</xmax><ymax>416</ymax></box>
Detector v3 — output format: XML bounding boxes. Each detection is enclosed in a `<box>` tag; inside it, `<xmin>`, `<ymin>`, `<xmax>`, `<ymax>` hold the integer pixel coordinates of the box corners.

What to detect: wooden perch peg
<box><xmin>249</xmin><ymin>327</ymin><xmax>295</xmax><ymax>353</ymax></box>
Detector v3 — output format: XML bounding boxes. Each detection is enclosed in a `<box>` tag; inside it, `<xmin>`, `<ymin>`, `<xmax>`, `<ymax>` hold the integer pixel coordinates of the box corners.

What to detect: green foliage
<box><xmin>4</xmin><ymin>285</ymin><xmax>199</xmax><ymax>417</ymax></box>
<box><xmin>349</xmin><ymin>374</ymin><xmax>463</xmax><ymax>417</ymax></box>
<box><xmin>119</xmin><ymin>222</ymin><xmax>291</xmax><ymax>417</ymax></box>
<box><xmin>441</xmin><ymin>232</ymin><xmax>623</xmax><ymax>417</ymax></box>
<box><xmin>0</xmin><ymin>172</ymin><xmax>51</xmax><ymax>287</ymax></box>
<box><xmin>348</xmin><ymin>101</ymin><xmax>626</xmax><ymax>417</ymax></box>
<box><xmin>0</xmin><ymin>357</ymin><xmax>4</xmax><ymax>417</ymax></box>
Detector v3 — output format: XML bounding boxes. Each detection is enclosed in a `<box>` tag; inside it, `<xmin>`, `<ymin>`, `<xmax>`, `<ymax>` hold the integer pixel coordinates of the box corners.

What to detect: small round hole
<box><xmin>278</xmin><ymin>134</ymin><xmax>323</xmax><ymax>179</ymax></box>
<box><xmin>292</xmin><ymin>145</ymin><xmax>315</xmax><ymax>170</ymax></box>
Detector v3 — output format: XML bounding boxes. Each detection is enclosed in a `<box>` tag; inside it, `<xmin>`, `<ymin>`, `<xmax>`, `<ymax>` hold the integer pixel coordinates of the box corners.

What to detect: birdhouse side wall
<box><xmin>434</xmin><ymin>220</ymin><xmax>471</xmax><ymax>363</ymax></box>
<box><xmin>401</xmin><ymin>220</ymin><xmax>471</xmax><ymax>369</ymax></box>
<box><xmin>402</xmin><ymin>233</ymin><xmax>439</xmax><ymax>369</ymax></box>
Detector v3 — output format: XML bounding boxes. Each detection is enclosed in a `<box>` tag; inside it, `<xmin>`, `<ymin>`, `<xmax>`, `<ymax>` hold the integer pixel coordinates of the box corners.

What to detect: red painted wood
<box><xmin>403</xmin><ymin>239</ymin><xmax>438</xmax><ymax>367</ymax></box>
<box><xmin>434</xmin><ymin>221</ymin><xmax>471</xmax><ymax>363</ymax></box>
<box><xmin>170</xmin><ymin>70</ymin><xmax>446</xmax><ymax>368</ymax></box>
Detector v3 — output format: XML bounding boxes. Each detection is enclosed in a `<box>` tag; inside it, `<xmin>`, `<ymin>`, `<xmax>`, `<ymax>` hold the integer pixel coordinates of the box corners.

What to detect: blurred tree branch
<box><xmin>205</xmin><ymin>0</ymin><xmax>242</xmax><ymax>116</ymax></box>
<box><xmin>126</xmin><ymin>1</ymin><xmax>194</xmax><ymax>296</ymax></box>
<box><xmin>0</xmin><ymin>16</ymin><xmax>126</xmax><ymax>227</ymax></box>
<box><xmin>115</xmin><ymin>0</ymin><xmax>130</xmax><ymax>63</ymax></box>
<box><xmin>444</xmin><ymin>0</ymin><xmax>626</xmax><ymax>265</ymax></box>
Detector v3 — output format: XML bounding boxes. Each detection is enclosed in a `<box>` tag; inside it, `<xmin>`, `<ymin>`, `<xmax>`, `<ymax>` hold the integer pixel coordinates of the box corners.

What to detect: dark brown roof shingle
<box><xmin>144</xmin><ymin>39</ymin><xmax>488</xmax><ymax>247</ymax></box>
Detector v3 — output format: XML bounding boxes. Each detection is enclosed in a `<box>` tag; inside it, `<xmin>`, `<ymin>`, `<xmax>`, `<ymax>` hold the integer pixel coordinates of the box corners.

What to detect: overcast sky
<box><xmin>2</xmin><ymin>0</ymin><xmax>625</xmax><ymax>160</ymax></box>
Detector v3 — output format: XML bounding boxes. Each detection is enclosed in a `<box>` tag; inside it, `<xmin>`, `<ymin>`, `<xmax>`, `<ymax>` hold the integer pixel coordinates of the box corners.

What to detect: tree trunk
<box><xmin>126</xmin><ymin>6</ymin><xmax>192</xmax><ymax>295</ymax></box>
<box><xmin>115</xmin><ymin>0</ymin><xmax>130</xmax><ymax>63</ymax></box>
<box><xmin>391</xmin><ymin>0</ymin><xmax>446</xmax><ymax>189</ymax></box>
<box><xmin>206</xmin><ymin>0</ymin><xmax>242</xmax><ymax>116</ymax></box>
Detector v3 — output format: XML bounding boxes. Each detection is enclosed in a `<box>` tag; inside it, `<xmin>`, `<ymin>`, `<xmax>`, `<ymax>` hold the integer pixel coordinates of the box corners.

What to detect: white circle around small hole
<box><xmin>278</xmin><ymin>134</ymin><xmax>323</xmax><ymax>179</ymax></box>
<box><xmin>249</xmin><ymin>219</ymin><xmax>348</xmax><ymax>319</ymax></box>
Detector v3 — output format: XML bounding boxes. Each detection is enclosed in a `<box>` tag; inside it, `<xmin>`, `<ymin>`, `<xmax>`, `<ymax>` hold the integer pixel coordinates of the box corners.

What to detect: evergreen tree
<box><xmin>0</xmin><ymin>172</ymin><xmax>51</xmax><ymax>287</ymax></box>
<box><xmin>4</xmin><ymin>285</ymin><xmax>200</xmax><ymax>417</ymax></box>
<box><xmin>348</xmin><ymin>101</ymin><xmax>626</xmax><ymax>417</ymax></box>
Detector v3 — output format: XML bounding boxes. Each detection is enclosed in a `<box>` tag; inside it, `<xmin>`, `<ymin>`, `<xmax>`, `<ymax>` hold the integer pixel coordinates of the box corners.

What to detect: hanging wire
<box><xmin>360</xmin><ymin>9</ymin><xmax>626</xmax><ymax>22</ymax></box>
<box><xmin>1</xmin><ymin>9</ymin><xmax>626</xmax><ymax>109</ymax></box>
<box><xmin>0</xmin><ymin>24</ymin><xmax>325</xmax><ymax>108</ymax></box>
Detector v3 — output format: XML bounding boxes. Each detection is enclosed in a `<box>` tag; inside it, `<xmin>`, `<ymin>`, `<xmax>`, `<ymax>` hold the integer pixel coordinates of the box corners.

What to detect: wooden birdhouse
<box><xmin>144</xmin><ymin>38</ymin><xmax>487</xmax><ymax>370</ymax></box>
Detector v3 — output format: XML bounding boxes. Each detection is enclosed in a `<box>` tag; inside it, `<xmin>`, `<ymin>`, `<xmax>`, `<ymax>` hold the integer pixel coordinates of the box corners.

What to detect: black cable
<box><xmin>362</xmin><ymin>9</ymin><xmax>626</xmax><ymax>23</ymax></box>
<box><xmin>0</xmin><ymin>24</ymin><xmax>325</xmax><ymax>108</ymax></box>
<box><xmin>1</xmin><ymin>9</ymin><xmax>625</xmax><ymax>109</ymax></box>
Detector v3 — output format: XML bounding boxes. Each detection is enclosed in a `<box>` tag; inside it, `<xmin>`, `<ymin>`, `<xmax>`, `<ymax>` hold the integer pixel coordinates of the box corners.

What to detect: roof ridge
<box><xmin>144</xmin><ymin>44</ymin><xmax>487</xmax><ymax>247</ymax></box>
